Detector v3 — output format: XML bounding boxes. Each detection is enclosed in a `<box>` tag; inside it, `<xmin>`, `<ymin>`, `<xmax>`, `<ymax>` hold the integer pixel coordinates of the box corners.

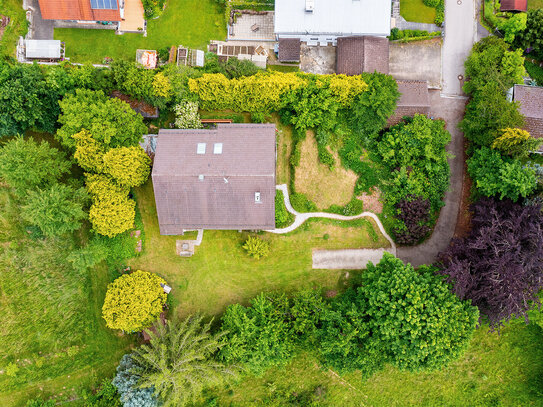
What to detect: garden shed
<box><xmin>387</xmin><ymin>80</ymin><xmax>430</xmax><ymax>126</ymax></box>
<box><xmin>25</xmin><ymin>39</ymin><xmax>62</xmax><ymax>59</ymax></box>
<box><xmin>499</xmin><ymin>0</ymin><xmax>527</xmax><ymax>12</ymax></box>
<box><xmin>152</xmin><ymin>124</ymin><xmax>276</xmax><ymax>234</ymax></box>
<box><xmin>336</xmin><ymin>36</ymin><xmax>389</xmax><ymax>75</ymax></box>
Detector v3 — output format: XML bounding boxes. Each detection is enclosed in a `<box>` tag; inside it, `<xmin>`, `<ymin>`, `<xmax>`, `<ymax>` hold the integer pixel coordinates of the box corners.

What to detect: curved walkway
<box><xmin>266</xmin><ymin>185</ymin><xmax>396</xmax><ymax>252</ymax></box>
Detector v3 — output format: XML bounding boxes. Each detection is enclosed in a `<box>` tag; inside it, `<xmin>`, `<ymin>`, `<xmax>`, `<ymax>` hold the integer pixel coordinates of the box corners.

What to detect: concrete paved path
<box><xmin>312</xmin><ymin>248</ymin><xmax>395</xmax><ymax>269</ymax></box>
<box><xmin>267</xmin><ymin>185</ymin><xmax>396</xmax><ymax>269</ymax></box>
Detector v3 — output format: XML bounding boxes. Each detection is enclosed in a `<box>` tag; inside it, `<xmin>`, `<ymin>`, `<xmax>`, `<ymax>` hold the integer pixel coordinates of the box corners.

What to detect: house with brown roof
<box><xmin>513</xmin><ymin>85</ymin><xmax>543</xmax><ymax>138</ymax></box>
<box><xmin>152</xmin><ymin>124</ymin><xmax>276</xmax><ymax>234</ymax></box>
<box><xmin>387</xmin><ymin>80</ymin><xmax>431</xmax><ymax>126</ymax></box>
<box><xmin>336</xmin><ymin>36</ymin><xmax>389</xmax><ymax>75</ymax></box>
<box><xmin>500</xmin><ymin>0</ymin><xmax>528</xmax><ymax>12</ymax></box>
<box><xmin>278</xmin><ymin>38</ymin><xmax>301</xmax><ymax>62</ymax></box>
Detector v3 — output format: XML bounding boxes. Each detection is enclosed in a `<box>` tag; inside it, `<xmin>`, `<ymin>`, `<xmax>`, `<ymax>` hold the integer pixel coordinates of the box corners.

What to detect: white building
<box><xmin>274</xmin><ymin>0</ymin><xmax>391</xmax><ymax>45</ymax></box>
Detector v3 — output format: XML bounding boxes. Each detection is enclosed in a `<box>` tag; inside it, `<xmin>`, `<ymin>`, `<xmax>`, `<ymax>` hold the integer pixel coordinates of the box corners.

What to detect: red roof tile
<box><xmin>38</xmin><ymin>0</ymin><xmax>121</xmax><ymax>21</ymax></box>
<box><xmin>513</xmin><ymin>85</ymin><xmax>543</xmax><ymax>138</ymax></box>
<box><xmin>500</xmin><ymin>0</ymin><xmax>527</xmax><ymax>11</ymax></box>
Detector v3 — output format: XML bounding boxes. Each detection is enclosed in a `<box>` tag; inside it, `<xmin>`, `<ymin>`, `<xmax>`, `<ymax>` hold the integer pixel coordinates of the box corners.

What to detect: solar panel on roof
<box><xmin>90</xmin><ymin>0</ymin><xmax>118</xmax><ymax>10</ymax></box>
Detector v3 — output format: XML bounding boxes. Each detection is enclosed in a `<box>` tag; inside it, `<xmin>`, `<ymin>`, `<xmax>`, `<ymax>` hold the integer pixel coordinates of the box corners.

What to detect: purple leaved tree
<box><xmin>438</xmin><ymin>197</ymin><xmax>543</xmax><ymax>327</ymax></box>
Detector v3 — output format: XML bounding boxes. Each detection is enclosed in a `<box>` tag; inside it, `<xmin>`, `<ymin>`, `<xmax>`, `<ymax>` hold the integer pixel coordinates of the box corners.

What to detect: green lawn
<box><xmin>0</xmin><ymin>0</ymin><xmax>27</xmax><ymax>59</ymax></box>
<box><xmin>211</xmin><ymin>319</ymin><xmax>543</xmax><ymax>406</ymax></box>
<box><xmin>0</xmin><ymin>187</ymin><xmax>134</xmax><ymax>407</ymax></box>
<box><xmin>528</xmin><ymin>0</ymin><xmax>543</xmax><ymax>10</ymax></box>
<box><xmin>54</xmin><ymin>0</ymin><xmax>226</xmax><ymax>63</ymax></box>
<box><xmin>400</xmin><ymin>0</ymin><xmax>436</xmax><ymax>24</ymax></box>
<box><xmin>128</xmin><ymin>181</ymin><xmax>390</xmax><ymax>318</ymax></box>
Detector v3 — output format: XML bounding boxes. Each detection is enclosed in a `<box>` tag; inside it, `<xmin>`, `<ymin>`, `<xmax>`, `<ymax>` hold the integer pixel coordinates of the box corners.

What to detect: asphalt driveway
<box><xmin>27</xmin><ymin>0</ymin><xmax>54</xmax><ymax>40</ymax></box>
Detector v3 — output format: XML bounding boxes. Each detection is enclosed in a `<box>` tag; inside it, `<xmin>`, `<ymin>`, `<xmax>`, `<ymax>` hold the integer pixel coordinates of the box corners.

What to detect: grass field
<box><xmin>0</xmin><ymin>0</ymin><xmax>27</xmax><ymax>59</ymax></box>
<box><xmin>400</xmin><ymin>0</ymin><xmax>436</xmax><ymax>24</ymax></box>
<box><xmin>528</xmin><ymin>0</ymin><xmax>543</xmax><ymax>10</ymax></box>
<box><xmin>212</xmin><ymin>319</ymin><xmax>543</xmax><ymax>406</ymax></box>
<box><xmin>55</xmin><ymin>0</ymin><xmax>226</xmax><ymax>63</ymax></box>
<box><xmin>128</xmin><ymin>181</ymin><xmax>389</xmax><ymax>317</ymax></box>
<box><xmin>295</xmin><ymin>133</ymin><xmax>358</xmax><ymax>209</ymax></box>
<box><xmin>0</xmin><ymin>188</ymin><xmax>134</xmax><ymax>407</ymax></box>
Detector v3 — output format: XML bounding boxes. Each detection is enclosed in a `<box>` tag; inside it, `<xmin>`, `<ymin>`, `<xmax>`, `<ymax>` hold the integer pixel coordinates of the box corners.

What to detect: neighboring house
<box><xmin>500</xmin><ymin>0</ymin><xmax>528</xmax><ymax>12</ymax></box>
<box><xmin>513</xmin><ymin>84</ymin><xmax>543</xmax><ymax>138</ymax></box>
<box><xmin>152</xmin><ymin>124</ymin><xmax>276</xmax><ymax>234</ymax></box>
<box><xmin>336</xmin><ymin>36</ymin><xmax>389</xmax><ymax>75</ymax></box>
<box><xmin>274</xmin><ymin>0</ymin><xmax>391</xmax><ymax>45</ymax></box>
<box><xmin>37</xmin><ymin>0</ymin><xmax>122</xmax><ymax>22</ymax></box>
<box><xmin>387</xmin><ymin>80</ymin><xmax>430</xmax><ymax>126</ymax></box>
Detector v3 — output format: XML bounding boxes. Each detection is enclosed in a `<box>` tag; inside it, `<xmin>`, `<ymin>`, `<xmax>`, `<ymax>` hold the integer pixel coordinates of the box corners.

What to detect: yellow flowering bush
<box><xmin>102</xmin><ymin>270</ymin><xmax>167</xmax><ymax>332</ymax></box>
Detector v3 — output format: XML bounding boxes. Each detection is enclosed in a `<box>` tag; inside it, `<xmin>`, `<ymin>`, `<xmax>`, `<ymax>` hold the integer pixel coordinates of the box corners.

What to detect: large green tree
<box><xmin>21</xmin><ymin>184</ymin><xmax>87</xmax><ymax>237</ymax></box>
<box><xmin>0</xmin><ymin>136</ymin><xmax>71</xmax><ymax>195</ymax></box>
<box><xmin>131</xmin><ymin>316</ymin><xmax>237</xmax><ymax>407</ymax></box>
<box><xmin>0</xmin><ymin>63</ymin><xmax>60</xmax><ymax>136</ymax></box>
<box><xmin>460</xmin><ymin>82</ymin><xmax>524</xmax><ymax>147</ymax></box>
<box><xmin>514</xmin><ymin>9</ymin><xmax>543</xmax><ymax>60</ymax></box>
<box><xmin>463</xmin><ymin>37</ymin><xmax>526</xmax><ymax>95</ymax></box>
<box><xmin>57</xmin><ymin>89</ymin><xmax>147</xmax><ymax>149</ymax></box>
<box><xmin>467</xmin><ymin>147</ymin><xmax>537</xmax><ymax>201</ymax></box>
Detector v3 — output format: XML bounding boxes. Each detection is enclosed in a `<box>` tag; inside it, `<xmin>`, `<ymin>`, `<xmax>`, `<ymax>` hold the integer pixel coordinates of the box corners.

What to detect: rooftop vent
<box><xmin>213</xmin><ymin>143</ymin><xmax>223</xmax><ymax>154</ymax></box>
<box><xmin>197</xmin><ymin>143</ymin><xmax>206</xmax><ymax>154</ymax></box>
<box><xmin>198</xmin><ymin>174</ymin><xmax>204</xmax><ymax>181</ymax></box>
<box><xmin>305</xmin><ymin>0</ymin><xmax>314</xmax><ymax>12</ymax></box>
<box><xmin>255</xmin><ymin>192</ymin><xmax>261</xmax><ymax>203</ymax></box>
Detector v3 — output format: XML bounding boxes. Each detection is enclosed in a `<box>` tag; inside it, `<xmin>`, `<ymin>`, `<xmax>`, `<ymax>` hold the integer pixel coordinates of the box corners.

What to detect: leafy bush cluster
<box><xmin>102</xmin><ymin>270</ymin><xmax>167</xmax><ymax>332</ymax></box>
<box><xmin>58</xmin><ymin>90</ymin><xmax>150</xmax><ymax>237</ymax></box>
<box><xmin>389</xmin><ymin>28</ymin><xmax>441</xmax><ymax>41</ymax></box>
<box><xmin>373</xmin><ymin>115</ymin><xmax>450</xmax><ymax>243</ymax></box>
<box><xmin>202</xmin><ymin>54</ymin><xmax>261</xmax><ymax>79</ymax></box>
<box><xmin>219</xmin><ymin>254</ymin><xmax>478</xmax><ymax>378</ymax></box>
<box><xmin>514</xmin><ymin>9</ymin><xmax>543</xmax><ymax>60</ymax></box>
<box><xmin>394</xmin><ymin>195</ymin><xmax>431</xmax><ymax>245</ymax></box>
<box><xmin>438</xmin><ymin>197</ymin><xmax>543</xmax><ymax>327</ymax></box>
<box><xmin>141</xmin><ymin>0</ymin><xmax>166</xmax><ymax>19</ymax></box>
<box><xmin>0</xmin><ymin>137</ymin><xmax>87</xmax><ymax>237</ymax></box>
<box><xmin>113</xmin><ymin>355</ymin><xmax>159</xmax><ymax>407</ymax></box>
<box><xmin>274</xmin><ymin>190</ymin><xmax>294</xmax><ymax>228</ymax></box>
<box><xmin>461</xmin><ymin>37</ymin><xmax>539</xmax><ymax>202</ymax></box>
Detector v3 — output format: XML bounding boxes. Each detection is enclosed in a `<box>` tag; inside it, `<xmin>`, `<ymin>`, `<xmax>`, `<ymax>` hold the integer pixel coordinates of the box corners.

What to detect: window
<box><xmin>213</xmin><ymin>143</ymin><xmax>223</xmax><ymax>154</ymax></box>
<box><xmin>197</xmin><ymin>143</ymin><xmax>206</xmax><ymax>154</ymax></box>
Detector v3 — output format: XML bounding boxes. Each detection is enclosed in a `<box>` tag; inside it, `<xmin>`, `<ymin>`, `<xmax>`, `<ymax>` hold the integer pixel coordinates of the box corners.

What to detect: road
<box><xmin>397</xmin><ymin>0</ymin><xmax>477</xmax><ymax>266</ymax></box>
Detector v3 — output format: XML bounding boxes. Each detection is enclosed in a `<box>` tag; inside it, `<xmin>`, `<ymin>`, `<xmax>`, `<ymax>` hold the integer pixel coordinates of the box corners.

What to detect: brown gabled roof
<box><xmin>38</xmin><ymin>0</ymin><xmax>121</xmax><ymax>21</ymax></box>
<box><xmin>152</xmin><ymin>124</ymin><xmax>276</xmax><ymax>233</ymax></box>
<box><xmin>500</xmin><ymin>0</ymin><xmax>527</xmax><ymax>11</ymax></box>
<box><xmin>387</xmin><ymin>80</ymin><xmax>430</xmax><ymax>126</ymax></box>
<box><xmin>336</xmin><ymin>36</ymin><xmax>389</xmax><ymax>76</ymax></box>
<box><xmin>278</xmin><ymin>38</ymin><xmax>301</xmax><ymax>62</ymax></box>
<box><xmin>514</xmin><ymin>85</ymin><xmax>543</xmax><ymax>138</ymax></box>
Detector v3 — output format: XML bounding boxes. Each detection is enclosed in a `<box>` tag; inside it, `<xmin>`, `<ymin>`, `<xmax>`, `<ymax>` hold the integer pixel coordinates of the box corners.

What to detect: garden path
<box><xmin>267</xmin><ymin>185</ymin><xmax>396</xmax><ymax>268</ymax></box>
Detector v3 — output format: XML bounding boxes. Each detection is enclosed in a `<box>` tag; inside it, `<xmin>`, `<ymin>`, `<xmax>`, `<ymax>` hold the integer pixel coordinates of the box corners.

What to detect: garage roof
<box><xmin>25</xmin><ymin>40</ymin><xmax>61</xmax><ymax>59</ymax></box>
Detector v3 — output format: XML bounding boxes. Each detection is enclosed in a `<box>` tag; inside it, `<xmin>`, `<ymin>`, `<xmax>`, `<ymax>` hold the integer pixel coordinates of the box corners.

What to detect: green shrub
<box><xmin>5</xmin><ymin>361</ymin><xmax>19</xmax><ymax>377</ymax></box>
<box><xmin>342</xmin><ymin>198</ymin><xmax>363</xmax><ymax>216</ymax></box>
<box><xmin>317</xmin><ymin>145</ymin><xmax>335</xmax><ymax>169</ymax></box>
<box><xmin>290</xmin><ymin>193</ymin><xmax>317</xmax><ymax>213</ymax></box>
<box><xmin>243</xmin><ymin>236</ymin><xmax>270</xmax><ymax>259</ymax></box>
<box><xmin>289</xmin><ymin>141</ymin><xmax>302</xmax><ymax>167</ymax></box>
<box><xmin>275</xmin><ymin>190</ymin><xmax>294</xmax><ymax>228</ymax></box>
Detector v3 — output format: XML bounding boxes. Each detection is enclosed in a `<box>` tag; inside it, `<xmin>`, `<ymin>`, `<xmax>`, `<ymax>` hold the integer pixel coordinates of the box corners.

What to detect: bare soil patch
<box><xmin>295</xmin><ymin>133</ymin><xmax>358</xmax><ymax>209</ymax></box>
<box><xmin>357</xmin><ymin>188</ymin><xmax>383</xmax><ymax>213</ymax></box>
<box><xmin>0</xmin><ymin>15</ymin><xmax>10</xmax><ymax>41</ymax></box>
<box><xmin>454</xmin><ymin>139</ymin><xmax>472</xmax><ymax>239</ymax></box>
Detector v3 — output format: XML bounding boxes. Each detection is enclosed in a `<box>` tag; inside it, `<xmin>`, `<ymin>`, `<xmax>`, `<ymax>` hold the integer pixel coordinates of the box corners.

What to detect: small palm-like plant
<box><xmin>131</xmin><ymin>315</ymin><xmax>237</xmax><ymax>407</ymax></box>
<box><xmin>243</xmin><ymin>236</ymin><xmax>270</xmax><ymax>259</ymax></box>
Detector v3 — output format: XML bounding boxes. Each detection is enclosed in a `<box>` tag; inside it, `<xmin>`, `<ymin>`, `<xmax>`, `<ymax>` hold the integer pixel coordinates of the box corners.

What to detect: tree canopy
<box><xmin>57</xmin><ymin>89</ymin><xmax>147</xmax><ymax>149</ymax></box>
<box><xmin>438</xmin><ymin>198</ymin><xmax>543</xmax><ymax>327</ymax></box>
<box><xmin>0</xmin><ymin>136</ymin><xmax>71</xmax><ymax>195</ymax></box>
<box><xmin>102</xmin><ymin>270</ymin><xmax>167</xmax><ymax>332</ymax></box>
<box><xmin>131</xmin><ymin>316</ymin><xmax>236</xmax><ymax>407</ymax></box>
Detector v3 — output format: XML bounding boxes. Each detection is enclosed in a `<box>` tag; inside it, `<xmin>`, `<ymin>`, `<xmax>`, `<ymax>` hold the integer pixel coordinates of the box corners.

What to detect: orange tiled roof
<box><xmin>38</xmin><ymin>0</ymin><xmax>122</xmax><ymax>21</ymax></box>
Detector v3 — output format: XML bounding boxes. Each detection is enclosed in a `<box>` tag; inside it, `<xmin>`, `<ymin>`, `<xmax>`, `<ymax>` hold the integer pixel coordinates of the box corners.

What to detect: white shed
<box><xmin>25</xmin><ymin>40</ymin><xmax>61</xmax><ymax>59</ymax></box>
